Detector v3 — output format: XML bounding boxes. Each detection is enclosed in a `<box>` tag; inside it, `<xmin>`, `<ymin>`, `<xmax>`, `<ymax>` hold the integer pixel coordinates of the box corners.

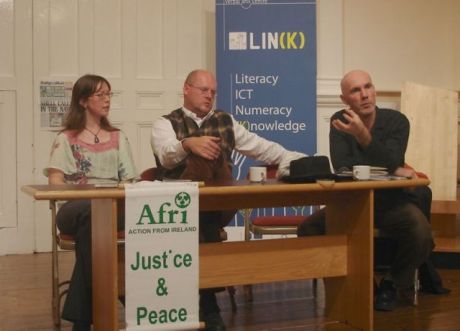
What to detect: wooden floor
<box><xmin>1</xmin><ymin>252</ymin><xmax>460</xmax><ymax>331</ymax></box>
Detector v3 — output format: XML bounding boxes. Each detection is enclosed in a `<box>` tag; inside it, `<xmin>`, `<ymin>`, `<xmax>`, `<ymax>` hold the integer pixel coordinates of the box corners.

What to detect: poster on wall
<box><xmin>40</xmin><ymin>81</ymin><xmax>72</xmax><ymax>128</ymax></box>
<box><xmin>216</xmin><ymin>0</ymin><xmax>317</xmax><ymax>225</ymax></box>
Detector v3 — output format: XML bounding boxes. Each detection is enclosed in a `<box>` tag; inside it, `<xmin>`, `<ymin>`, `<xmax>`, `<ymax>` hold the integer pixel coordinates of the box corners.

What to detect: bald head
<box><xmin>183</xmin><ymin>69</ymin><xmax>217</xmax><ymax>118</ymax></box>
<box><xmin>340</xmin><ymin>70</ymin><xmax>376</xmax><ymax>118</ymax></box>
<box><xmin>340</xmin><ymin>70</ymin><xmax>372</xmax><ymax>94</ymax></box>
<box><xmin>185</xmin><ymin>69</ymin><xmax>215</xmax><ymax>86</ymax></box>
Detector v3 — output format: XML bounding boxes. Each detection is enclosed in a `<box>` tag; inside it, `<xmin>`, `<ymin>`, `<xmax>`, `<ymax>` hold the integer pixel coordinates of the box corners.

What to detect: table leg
<box><xmin>325</xmin><ymin>190</ymin><xmax>374</xmax><ymax>330</ymax></box>
<box><xmin>92</xmin><ymin>198</ymin><xmax>118</xmax><ymax>331</ymax></box>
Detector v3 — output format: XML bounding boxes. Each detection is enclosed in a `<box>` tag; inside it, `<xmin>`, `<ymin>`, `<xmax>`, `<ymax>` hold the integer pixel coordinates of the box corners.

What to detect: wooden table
<box><xmin>22</xmin><ymin>178</ymin><xmax>429</xmax><ymax>331</ymax></box>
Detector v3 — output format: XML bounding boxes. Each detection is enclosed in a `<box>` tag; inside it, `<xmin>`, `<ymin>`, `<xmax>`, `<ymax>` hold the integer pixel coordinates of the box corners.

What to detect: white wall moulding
<box><xmin>316</xmin><ymin>93</ymin><xmax>343</xmax><ymax>157</ymax></box>
<box><xmin>137</xmin><ymin>123</ymin><xmax>157</xmax><ymax>171</ymax></box>
<box><xmin>135</xmin><ymin>0</ymin><xmax>163</xmax><ymax>79</ymax></box>
<box><xmin>0</xmin><ymin>92</ymin><xmax>17</xmax><ymax>228</ymax></box>
<box><xmin>49</xmin><ymin>0</ymin><xmax>78</xmax><ymax>76</ymax></box>
<box><xmin>93</xmin><ymin>0</ymin><xmax>123</xmax><ymax>77</ymax></box>
<box><xmin>109</xmin><ymin>90</ymin><xmax>123</xmax><ymax>110</ymax></box>
<box><xmin>136</xmin><ymin>91</ymin><xmax>164</xmax><ymax>110</ymax></box>
<box><xmin>317</xmin><ymin>77</ymin><xmax>342</xmax><ymax>97</ymax></box>
<box><xmin>0</xmin><ymin>0</ymin><xmax>15</xmax><ymax>79</ymax></box>
<box><xmin>0</xmin><ymin>0</ymin><xmax>34</xmax><ymax>255</ymax></box>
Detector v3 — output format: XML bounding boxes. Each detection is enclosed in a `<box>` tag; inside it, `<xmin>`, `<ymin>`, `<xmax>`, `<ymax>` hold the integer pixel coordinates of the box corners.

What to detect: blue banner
<box><xmin>216</xmin><ymin>0</ymin><xmax>316</xmax><ymax>171</ymax></box>
<box><xmin>216</xmin><ymin>0</ymin><xmax>317</xmax><ymax>225</ymax></box>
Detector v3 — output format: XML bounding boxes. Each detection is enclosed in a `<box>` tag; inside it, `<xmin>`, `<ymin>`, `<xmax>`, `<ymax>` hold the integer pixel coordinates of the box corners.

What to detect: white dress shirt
<box><xmin>151</xmin><ymin>107</ymin><xmax>306</xmax><ymax>176</ymax></box>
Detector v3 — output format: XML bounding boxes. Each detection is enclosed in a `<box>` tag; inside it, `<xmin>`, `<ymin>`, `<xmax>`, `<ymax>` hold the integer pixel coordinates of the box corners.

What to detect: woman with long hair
<box><xmin>44</xmin><ymin>74</ymin><xmax>137</xmax><ymax>331</ymax></box>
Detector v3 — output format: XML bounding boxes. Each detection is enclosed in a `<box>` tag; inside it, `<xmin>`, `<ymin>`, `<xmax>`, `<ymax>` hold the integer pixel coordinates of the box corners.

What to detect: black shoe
<box><xmin>200</xmin><ymin>291</ymin><xmax>226</xmax><ymax>330</ymax></box>
<box><xmin>202</xmin><ymin>312</ymin><xmax>226</xmax><ymax>331</ymax></box>
<box><xmin>420</xmin><ymin>284</ymin><xmax>451</xmax><ymax>295</ymax></box>
<box><xmin>375</xmin><ymin>279</ymin><xmax>397</xmax><ymax>311</ymax></box>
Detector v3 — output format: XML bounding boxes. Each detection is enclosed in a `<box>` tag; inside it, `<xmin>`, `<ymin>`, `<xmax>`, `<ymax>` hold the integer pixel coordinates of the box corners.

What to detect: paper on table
<box><xmin>339</xmin><ymin>167</ymin><xmax>388</xmax><ymax>176</ymax></box>
<box><xmin>369</xmin><ymin>175</ymin><xmax>409</xmax><ymax>181</ymax></box>
<box><xmin>132</xmin><ymin>179</ymin><xmax>205</xmax><ymax>187</ymax></box>
<box><xmin>94</xmin><ymin>182</ymin><xmax>121</xmax><ymax>188</ymax></box>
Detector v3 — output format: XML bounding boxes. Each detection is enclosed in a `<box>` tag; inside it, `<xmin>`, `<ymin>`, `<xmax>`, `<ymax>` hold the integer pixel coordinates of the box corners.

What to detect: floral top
<box><xmin>44</xmin><ymin>130</ymin><xmax>137</xmax><ymax>184</ymax></box>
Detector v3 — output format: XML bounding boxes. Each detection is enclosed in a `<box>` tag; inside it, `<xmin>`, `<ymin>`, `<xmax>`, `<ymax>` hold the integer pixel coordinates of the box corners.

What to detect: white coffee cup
<box><xmin>353</xmin><ymin>165</ymin><xmax>370</xmax><ymax>180</ymax></box>
<box><xmin>249</xmin><ymin>166</ymin><xmax>267</xmax><ymax>182</ymax></box>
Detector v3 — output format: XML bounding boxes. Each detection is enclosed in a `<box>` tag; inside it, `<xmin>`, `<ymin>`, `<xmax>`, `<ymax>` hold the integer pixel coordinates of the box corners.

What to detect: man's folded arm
<box><xmin>151</xmin><ymin>116</ymin><xmax>188</xmax><ymax>169</ymax></box>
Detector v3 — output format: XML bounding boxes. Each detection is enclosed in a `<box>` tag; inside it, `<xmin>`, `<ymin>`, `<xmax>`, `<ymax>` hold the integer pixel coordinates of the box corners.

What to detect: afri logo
<box><xmin>136</xmin><ymin>192</ymin><xmax>191</xmax><ymax>225</ymax></box>
<box><xmin>228</xmin><ymin>31</ymin><xmax>305</xmax><ymax>50</ymax></box>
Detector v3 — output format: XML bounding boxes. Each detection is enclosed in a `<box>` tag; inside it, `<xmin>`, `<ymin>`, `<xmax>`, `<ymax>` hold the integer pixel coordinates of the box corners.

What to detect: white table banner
<box><xmin>124</xmin><ymin>181</ymin><xmax>200</xmax><ymax>331</ymax></box>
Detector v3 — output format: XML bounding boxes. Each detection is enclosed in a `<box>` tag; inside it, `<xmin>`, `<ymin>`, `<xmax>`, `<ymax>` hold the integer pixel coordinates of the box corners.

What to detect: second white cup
<box><xmin>249</xmin><ymin>166</ymin><xmax>267</xmax><ymax>182</ymax></box>
<box><xmin>353</xmin><ymin>165</ymin><xmax>370</xmax><ymax>180</ymax></box>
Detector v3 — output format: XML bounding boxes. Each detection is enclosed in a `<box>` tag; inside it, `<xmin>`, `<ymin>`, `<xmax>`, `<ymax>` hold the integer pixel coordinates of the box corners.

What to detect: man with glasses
<box><xmin>151</xmin><ymin>69</ymin><xmax>305</xmax><ymax>331</ymax></box>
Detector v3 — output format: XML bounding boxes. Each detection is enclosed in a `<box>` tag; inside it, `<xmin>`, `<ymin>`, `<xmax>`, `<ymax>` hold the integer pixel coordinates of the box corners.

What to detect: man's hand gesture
<box><xmin>331</xmin><ymin>108</ymin><xmax>372</xmax><ymax>147</ymax></box>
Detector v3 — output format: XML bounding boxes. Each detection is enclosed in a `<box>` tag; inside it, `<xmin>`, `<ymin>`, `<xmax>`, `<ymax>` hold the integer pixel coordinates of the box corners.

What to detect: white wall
<box><xmin>1</xmin><ymin>0</ymin><xmax>459</xmax><ymax>254</ymax></box>
<box><xmin>343</xmin><ymin>0</ymin><xmax>460</xmax><ymax>91</ymax></box>
<box><xmin>0</xmin><ymin>0</ymin><xmax>35</xmax><ymax>254</ymax></box>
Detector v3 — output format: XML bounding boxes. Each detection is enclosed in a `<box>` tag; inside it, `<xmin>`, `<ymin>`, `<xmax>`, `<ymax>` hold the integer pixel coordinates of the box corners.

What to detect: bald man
<box><xmin>298</xmin><ymin>70</ymin><xmax>440</xmax><ymax>311</ymax></box>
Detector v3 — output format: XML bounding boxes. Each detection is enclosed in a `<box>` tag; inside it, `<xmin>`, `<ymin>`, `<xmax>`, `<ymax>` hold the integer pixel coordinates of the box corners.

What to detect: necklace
<box><xmin>85</xmin><ymin>127</ymin><xmax>102</xmax><ymax>143</ymax></box>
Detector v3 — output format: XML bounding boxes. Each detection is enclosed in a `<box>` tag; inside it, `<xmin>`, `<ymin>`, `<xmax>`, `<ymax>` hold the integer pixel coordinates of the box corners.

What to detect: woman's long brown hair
<box><xmin>63</xmin><ymin>74</ymin><xmax>118</xmax><ymax>133</ymax></box>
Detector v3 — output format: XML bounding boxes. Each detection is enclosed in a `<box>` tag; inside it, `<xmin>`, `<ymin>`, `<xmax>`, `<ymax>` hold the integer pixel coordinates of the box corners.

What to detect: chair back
<box><xmin>266</xmin><ymin>164</ymin><xmax>278</xmax><ymax>179</ymax></box>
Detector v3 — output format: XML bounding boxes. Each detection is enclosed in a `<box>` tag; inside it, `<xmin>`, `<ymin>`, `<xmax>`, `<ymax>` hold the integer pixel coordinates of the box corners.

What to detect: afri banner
<box><xmin>124</xmin><ymin>182</ymin><xmax>200</xmax><ymax>331</ymax></box>
<box><xmin>216</xmin><ymin>0</ymin><xmax>317</xmax><ymax>222</ymax></box>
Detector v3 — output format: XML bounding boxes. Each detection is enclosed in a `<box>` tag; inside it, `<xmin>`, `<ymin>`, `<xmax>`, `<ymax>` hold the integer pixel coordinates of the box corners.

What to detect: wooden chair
<box><xmin>242</xmin><ymin>164</ymin><xmax>318</xmax><ymax>301</ymax></box>
<box><xmin>243</xmin><ymin>165</ymin><xmax>316</xmax><ymax>240</ymax></box>
<box><xmin>50</xmin><ymin>200</ymin><xmax>125</xmax><ymax>328</ymax></box>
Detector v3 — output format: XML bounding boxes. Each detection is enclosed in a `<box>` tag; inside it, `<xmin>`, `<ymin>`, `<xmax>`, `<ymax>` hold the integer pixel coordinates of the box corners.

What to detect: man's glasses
<box><xmin>93</xmin><ymin>91</ymin><xmax>114</xmax><ymax>99</ymax></box>
<box><xmin>187</xmin><ymin>84</ymin><xmax>217</xmax><ymax>97</ymax></box>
